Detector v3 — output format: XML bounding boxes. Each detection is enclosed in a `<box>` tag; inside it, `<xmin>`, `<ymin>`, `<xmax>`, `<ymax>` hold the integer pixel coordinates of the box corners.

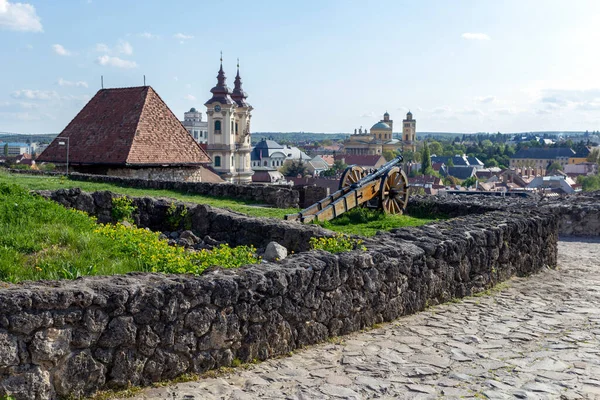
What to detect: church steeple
<box><xmin>205</xmin><ymin>52</ymin><xmax>234</xmax><ymax>105</ymax></box>
<box><xmin>231</xmin><ymin>58</ymin><xmax>249</xmax><ymax>108</ymax></box>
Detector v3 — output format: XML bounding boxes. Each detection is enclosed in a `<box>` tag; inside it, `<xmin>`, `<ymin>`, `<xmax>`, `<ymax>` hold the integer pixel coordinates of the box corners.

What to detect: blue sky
<box><xmin>1</xmin><ymin>0</ymin><xmax>599</xmax><ymax>134</ymax></box>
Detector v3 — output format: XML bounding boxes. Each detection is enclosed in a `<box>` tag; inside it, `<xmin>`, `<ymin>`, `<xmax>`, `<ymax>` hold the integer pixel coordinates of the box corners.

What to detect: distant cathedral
<box><xmin>343</xmin><ymin>111</ymin><xmax>416</xmax><ymax>156</ymax></box>
<box><xmin>205</xmin><ymin>56</ymin><xmax>254</xmax><ymax>183</ymax></box>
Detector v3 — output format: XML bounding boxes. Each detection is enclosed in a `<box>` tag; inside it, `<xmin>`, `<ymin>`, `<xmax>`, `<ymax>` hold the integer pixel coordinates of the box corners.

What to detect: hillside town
<box><xmin>3</xmin><ymin>88</ymin><xmax>599</xmax><ymax>197</ymax></box>
<box><xmin>3</xmin><ymin>1</ymin><xmax>600</xmax><ymax>400</ymax></box>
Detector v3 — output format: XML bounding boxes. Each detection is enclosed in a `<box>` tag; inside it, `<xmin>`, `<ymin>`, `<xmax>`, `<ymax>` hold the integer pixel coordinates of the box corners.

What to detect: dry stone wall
<box><xmin>1</xmin><ymin>190</ymin><xmax>599</xmax><ymax>399</ymax></box>
<box><xmin>5</xmin><ymin>168</ymin><xmax>300</xmax><ymax>209</ymax></box>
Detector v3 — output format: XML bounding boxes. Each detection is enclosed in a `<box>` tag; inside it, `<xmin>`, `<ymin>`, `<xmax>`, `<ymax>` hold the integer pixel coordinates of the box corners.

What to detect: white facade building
<box><xmin>205</xmin><ymin>59</ymin><xmax>254</xmax><ymax>183</ymax></box>
<box><xmin>181</xmin><ymin>108</ymin><xmax>208</xmax><ymax>144</ymax></box>
<box><xmin>250</xmin><ymin>139</ymin><xmax>311</xmax><ymax>170</ymax></box>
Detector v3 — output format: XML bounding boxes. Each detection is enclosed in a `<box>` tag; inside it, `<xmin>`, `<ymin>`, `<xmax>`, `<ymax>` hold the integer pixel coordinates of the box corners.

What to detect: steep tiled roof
<box><xmin>38</xmin><ymin>86</ymin><xmax>210</xmax><ymax>166</ymax></box>
<box><xmin>511</xmin><ymin>148</ymin><xmax>575</xmax><ymax>160</ymax></box>
<box><xmin>335</xmin><ymin>154</ymin><xmax>386</xmax><ymax>168</ymax></box>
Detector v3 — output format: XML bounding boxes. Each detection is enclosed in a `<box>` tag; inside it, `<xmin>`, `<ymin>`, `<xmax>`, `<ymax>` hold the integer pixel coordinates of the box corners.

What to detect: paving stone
<box><xmin>126</xmin><ymin>240</ymin><xmax>600</xmax><ymax>400</ymax></box>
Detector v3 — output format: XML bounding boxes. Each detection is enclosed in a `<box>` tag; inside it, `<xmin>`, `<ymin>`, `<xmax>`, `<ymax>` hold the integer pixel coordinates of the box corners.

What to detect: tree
<box><xmin>428</xmin><ymin>141</ymin><xmax>443</xmax><ymax>156</ymax></box>
<box><xmin>587</xmin><ymin>149</ymin><xmax>600</xmax><ymax>164</ymax></box>
<box><xmin>281</xmin><ymin>160</ymin><xmax>307</xmax><ymax>177</ymax></box>
<box><xmin>578</xmin><ymin>174</ymin><xmax>600</xmax><ymax>192</ymax></box>
<box><xmin>446</xmin><ymin>158</ymin><xmax>454</xmax><ymax>167</ymax></box>
<box><xmin>321</xmin><ymin>160</ymin><xmax>347</xmax><ymax>177</ymax></box>
<box><xmin>547</xmin><ymin>162</ymin><xmax>563</xmax><ymax>173</ymax></box>
<box><xmin>420</xmin><ymin>142</ymin><xmax>432</xmax><ymax>175</ymax></box>
<box><xmin>462</xmin><ymin>176</ymin><xmax>478</xmax><ymax>188</ymax></box>
<box><xmin>485</xmin><ymin>159</ymin><xmax>499</xmax><ymax>168</ymax></box>
<box><xmin>382</xmin><ymin>150</ymin><xmax>396</xmax><ymax>162</ymax></box>
<box><xmin>3</xmin><ymin>143</ymin><xmax>8</xmax><ymax>157</ymax></box>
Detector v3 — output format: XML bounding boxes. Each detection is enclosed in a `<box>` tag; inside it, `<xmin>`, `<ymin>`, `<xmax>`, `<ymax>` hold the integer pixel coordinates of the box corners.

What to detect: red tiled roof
<box><xmin>334</xmin><ymin>154</ymin><xmax>385</xmax><ymax>167</ymax></box>
<box><xmin>38</xmin><ymin>86</ymin><xmax>210</xmax><ymax>166</ymax></box>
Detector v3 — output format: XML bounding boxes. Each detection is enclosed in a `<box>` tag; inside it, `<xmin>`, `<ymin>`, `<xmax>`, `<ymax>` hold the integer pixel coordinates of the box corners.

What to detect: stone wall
<box><xmin>5</xmin><ymin>168</ymin><xmax>301</xmax><ymax>209</ymax></box>
<box><xmin>0</xmin><ymin>190</ymin><xmax>570</xmax><ymax>399</ymax></box>
<box><xmin>105</xmin><ymin>166</ymin><xmax>206</xmax><ymax>183</ymax></box>
<box><xmin>38</xmin><ymin>188</ymin><xmax>328</xmax><ymax>253</ymax></box>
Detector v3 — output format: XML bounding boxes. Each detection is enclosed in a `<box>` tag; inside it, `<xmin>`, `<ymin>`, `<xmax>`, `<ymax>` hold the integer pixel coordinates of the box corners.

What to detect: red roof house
<box><xmin>38</xmin><ymin>86</ymin><xmax>218</xmax><ymax>182</ymax></box>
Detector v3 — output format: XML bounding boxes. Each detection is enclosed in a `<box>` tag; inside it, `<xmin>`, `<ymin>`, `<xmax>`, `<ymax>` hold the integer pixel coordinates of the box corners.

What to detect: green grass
<box><xmin>0</xmin><ymin>183</ymin><xmax>259</xmax><ymax>283</ymax></box>
<box><xmin>0</xmin><ymin>171</ymin><xmax>435</xmax><ymax>236</ymax></box>
<box><xmin>317</xmin><ymin>208</ymin><xmax>436</xmax><ymax>237</ymax></box>
<box><xmin>0</xmin><ymin>171</ymin><xmax>297</xmax><ymax>219</ymax></box>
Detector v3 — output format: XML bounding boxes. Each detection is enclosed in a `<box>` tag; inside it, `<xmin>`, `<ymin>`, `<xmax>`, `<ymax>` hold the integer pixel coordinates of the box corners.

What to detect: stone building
<box><xmin>402</xmin><ymin>111</ymin><xmax>417</xmax><ymax>152</ymax></box>
<box><xmin>204</xmin><ymin>58</ymin><xmax>254</xmax><ymax>183</ymax></box>
<box><xmin>181</xmin><ymin>108</ymin><xmax>208</xmax><ymax>144</ymax></box>
<box><xmin>509</xmin><ymin>148</ymin><xmax>576</xmax><ymax>176</ymax></box>
<box><xmin>343</xmin><ymin>111</ymin><xmax>416</xmax><ymax>156</ymax></box>
<box><xmin>37</xmin><ymin>86</ymin><xmax>221</xmax><ymax>182</ymax></box>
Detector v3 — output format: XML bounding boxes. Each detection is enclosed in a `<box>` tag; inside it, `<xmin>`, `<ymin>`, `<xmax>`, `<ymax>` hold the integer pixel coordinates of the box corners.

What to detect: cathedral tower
<box><xmin>205</xmin><ymin>55</ymin><xmax>253</xmax><ymax>183</ymax></box>
<box><xmin>402</xmin><ymin>111</ymin><xmax>416</xmax><ymax>152</ymax></box>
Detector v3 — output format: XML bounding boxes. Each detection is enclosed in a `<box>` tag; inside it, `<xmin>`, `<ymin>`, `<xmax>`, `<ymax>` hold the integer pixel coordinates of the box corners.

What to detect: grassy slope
<box><xmin>0</xmin><ymin>183</ymin><xmax>145</xmax><ymax>282</ymax></box>
<box><xmin>0</xmin><ymin>171</ymin><xmax>296</xmax><ymax>219</ymax></box>
<box><xmin>318</xmin><ymin>208</ymin><xmax>434</xmax><ymax>237</ymax></box>
<box><xmin>0</xmin><ymin>171</ymin><xmax>434</xmax><ymax>236</ymax></box>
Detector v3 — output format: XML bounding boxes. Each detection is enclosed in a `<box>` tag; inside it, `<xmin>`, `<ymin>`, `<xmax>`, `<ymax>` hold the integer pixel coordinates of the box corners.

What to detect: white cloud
<box><xmin>11</xmin><ymin>89</ymin><xmax>58</xmax><ymax>100</ymax></box>
<box><xmin>115</xmin><ymin>39</ymin><xmax>133</xmax><ymax>55</ymax></box>
<box><xmin>475</xmin><ymin>95</ymin><xmax>496</xmax><ymax>103</ymax></box>
<box><xmin>184</xmin><ymin>94</ymin><xmax>196</xmax><ymax>101</ymax></box>
<box><xmin>0</xmin><ymin>0</ymin><xmax>43</xmax><ymax>32</ymax></box>
<box><xmin>58</xmin><ymin>78</ymin><xmax>88</xmax><ymax>88</ymax></box>
<box><xmin>96</xmin><ymin>55</ymin><xmax>137</xmax><ymax>69</ymax></box>
<box><xmin>360</xmin><ymin>112</ymin><xmax>376</xmax><ymax>118</ymax></box>
<box><xmin>494</xmin><ymin>108</ymin><xmax>517</xmax><ymax>115</ymax></box>
<box><xmin>138</xmin><ymin>32</ymin><xmax>158</xmax><ymax>39</ymax></box>
<box><xmin>95</xmin><ymin>43</ymin><xmax>109</xmax><ymax>53</ymax></box>
<box><xmin>461</xmin><ymin>32</ymin><xmax>491</xmax><ymax>41</ymax></box>
<box><xmin>458</xmin><ymin>108</ymin><xmax>485</xmax><ymax>116</ymax></box>
<box><xmin>173</xmin><ymin>33</ymin><xmax>193</xmax><ymax>40</ymax></box>
<box><xmin>173</xmin><ymin>76</ymin><xmax>179</xmax><ymax>81</ymax></box>
<box><xmin>431</xmin><ymin>106</ymin><xmax>451</xmax><ymax>114</ymax></box>
<box><xmin>52</xmin><ymin>44</ymin><xmax>71</xmax><ymax>56</ymax></box>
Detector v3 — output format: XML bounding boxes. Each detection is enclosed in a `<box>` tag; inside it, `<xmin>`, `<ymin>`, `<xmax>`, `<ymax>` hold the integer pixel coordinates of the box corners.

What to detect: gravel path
<box><xmin>128</xmin><ymin>238</ymin><xmax>600</xmax><ymax>400</ymax></box>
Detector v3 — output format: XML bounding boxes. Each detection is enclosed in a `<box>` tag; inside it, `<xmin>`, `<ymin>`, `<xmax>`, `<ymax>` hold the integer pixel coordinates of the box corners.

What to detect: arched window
<box><xmin>214</xmin><ymin>120</ymin><xmax>221</xmax><ymax>133</ymax></box>
<box><xmin>235</xmin><ymin>123</ymin><xmax>239</xmax><ymax>135</ymax></box>
<box><xmin>214</xmin><ymin>156</ymin><xmax>221</xmax><ymax>167</ymax></box>
<box><xmin>263</xmin><ymin>161</ymin><xmax>268</xmax><ymax>166</ymax></box>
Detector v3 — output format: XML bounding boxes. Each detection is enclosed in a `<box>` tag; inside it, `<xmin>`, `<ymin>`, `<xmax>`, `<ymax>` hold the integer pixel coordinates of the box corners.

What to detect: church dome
<box><xmin>384</xmin><ymin>111</ymin><xmax>389</xmax><ymax>117</ymax></box>
<box><xmin>371</xmin><ymin>122</ymin><xmax>392</xmax><ymax>131</ymax></box>
<box><xmin>189</xmin><ymin>107</ymin><xmax>197</xmax><ymax>112</ymax></box>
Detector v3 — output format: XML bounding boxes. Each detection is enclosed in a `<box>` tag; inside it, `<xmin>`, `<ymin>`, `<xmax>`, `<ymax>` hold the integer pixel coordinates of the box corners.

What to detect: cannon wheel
<box><xmin>339</xmin><ymin>165</ymin><xmax>365</xmax><ymax>190</ymax></box>
<box><xmin>379</xmin><ymin>167</ymin><xmax>409</xmax><ymax>214</ymax></box>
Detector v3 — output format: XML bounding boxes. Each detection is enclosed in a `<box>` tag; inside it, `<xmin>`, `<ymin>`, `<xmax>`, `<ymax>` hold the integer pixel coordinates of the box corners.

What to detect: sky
<box><xmin>1</xmin><ymin>0</ymin><xmax>600</xmax><ymax>135</ymax></box>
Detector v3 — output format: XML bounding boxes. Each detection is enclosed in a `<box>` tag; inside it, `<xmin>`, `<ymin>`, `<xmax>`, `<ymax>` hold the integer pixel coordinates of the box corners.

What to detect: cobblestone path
<box><xmin>129</xmin><ymin>238</ymin><xmax>600</xmax><ymax>400</ymax></box>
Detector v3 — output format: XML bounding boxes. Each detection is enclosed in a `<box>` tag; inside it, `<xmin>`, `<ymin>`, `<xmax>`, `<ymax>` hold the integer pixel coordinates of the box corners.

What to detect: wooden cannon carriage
<box><xmin>285</xmin><ymin>155</ymin><xmax>409</xmax><ymax>223</ymax></box>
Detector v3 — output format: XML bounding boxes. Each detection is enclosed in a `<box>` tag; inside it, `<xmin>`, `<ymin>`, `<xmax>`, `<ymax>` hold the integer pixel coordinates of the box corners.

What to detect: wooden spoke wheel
<box><xmin>339</xmin><ymin>165</ymin><xmax>366</xmax><ymax>190</ymax></box>
<box><xmin>379</xmin><ymin>167</ymin><xmax>409</xmax><ymax>214</ymax></box>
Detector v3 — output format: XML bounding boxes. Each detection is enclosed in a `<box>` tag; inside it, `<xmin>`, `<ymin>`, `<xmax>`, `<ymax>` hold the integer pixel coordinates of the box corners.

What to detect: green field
<box><xmin>0</xmin><ymin>171</ymin><xmax>296</xmax><ymax>219</ymax></box>
<box><xmin>0</xmin><ymin>183</ymin><xmax>259</xmax><ymax>283</ymax></box>
<box><xmin>0</xmin><ymin>171</ymin><xmax>434</xmax><ymax>236</ymax></box>
<box><xmin>317</xmin><ymin>208</ymin><xmax>434</xmax><ymax>237</ymax></box>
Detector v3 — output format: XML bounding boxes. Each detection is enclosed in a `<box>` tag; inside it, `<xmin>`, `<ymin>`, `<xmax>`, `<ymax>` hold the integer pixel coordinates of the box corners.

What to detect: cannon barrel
<box><xmin>349</xmin><ymin>154</ymin><xmax>404</xmax><ymax>189</ymax></box>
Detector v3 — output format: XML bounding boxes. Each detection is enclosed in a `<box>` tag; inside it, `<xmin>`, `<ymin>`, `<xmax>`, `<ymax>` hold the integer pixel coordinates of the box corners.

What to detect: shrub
<box><xmin>111</xmin><ymin>196</ymin><xmax>136</xmax><ymax>222</ymax></box>
<box><xmin>310</xmin><ymin>234</ymin><xmax>366</xmax><ymax>253</ymax></box>
<box><xmin>95</xmin><ymin>223</ymin><xmax>259</xmax><ymax>274</ymax></box>
<box><xmin>0</xmin><ymin>182</ymin><xmax>259</xmax><ymax>283</ymax></box>
<box><xmin>166</xmin><ymin>202</ymin><xmax>191</xmax><ymax>230</ymax></box>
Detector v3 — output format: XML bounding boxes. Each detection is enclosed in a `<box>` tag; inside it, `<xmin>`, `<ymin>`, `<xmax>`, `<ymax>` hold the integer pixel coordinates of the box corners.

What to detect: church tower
<box><xmin>205</xmin><ymin>55</ymin><xmax>253</xmax><ymax>183</ymax></box>
<box><xmin>230</xmin><ymin>59</ymin><xmax>254</xmax><ymax>183</ymax></box>
<box><xmin>402</xmin><ymin>111</ymin><xmax>416</xmax><ymax>152</ymax></box>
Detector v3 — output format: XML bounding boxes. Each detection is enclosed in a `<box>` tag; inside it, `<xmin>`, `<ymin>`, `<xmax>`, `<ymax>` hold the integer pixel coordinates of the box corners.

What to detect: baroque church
<box><xmin>204</xmin><ymin>57</ymin><xmax>254</xmax><ymax>183</ymax></box>
<box><xmin>343</xmin><ymin>111</ymin><xmax>416</xmax><ymax>156</ymax></box>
